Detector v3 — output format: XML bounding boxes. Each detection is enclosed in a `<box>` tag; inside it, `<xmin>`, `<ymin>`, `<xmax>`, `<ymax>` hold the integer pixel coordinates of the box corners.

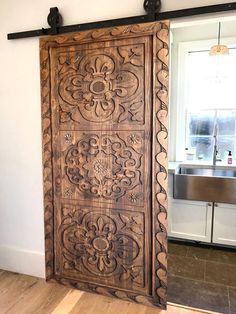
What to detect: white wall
<box><xmin>0</xmin><ymin>0</ymin><xmax>236</xmax><ymax>278</ymax></box>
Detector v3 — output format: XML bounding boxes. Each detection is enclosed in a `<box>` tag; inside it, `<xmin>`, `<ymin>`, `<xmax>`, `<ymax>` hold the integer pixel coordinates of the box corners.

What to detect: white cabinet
<box><xmin>168</xmin><ymin>198</ymin><xmax>213</xmax><ymax>243</ymax></box>
<box><xmin>213</xmin><ymin>203</ymin><xmax>236</xmax><ymax>246</ymax></box>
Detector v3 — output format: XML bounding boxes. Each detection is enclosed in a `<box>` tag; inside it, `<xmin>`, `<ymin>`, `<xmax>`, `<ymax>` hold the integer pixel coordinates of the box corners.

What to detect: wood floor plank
<box><xmin>51</xmin><ymin>289</ymin><xmax>84</xmax><ymax>314</ymax></box>
<box><xmin>5</xmin><ymin>280</ymin><xmax>70</xmax><ymax>314</ymax></box>
<box><xmin>71</xmin><ymin>292</ymin><xmax>161</xmax><ymax>314</ymax></box>
<box><xmin>70</xmin><ymin>292</ymin><xmax>120</xmax><ymax>314</ymax></box>
<box><xmin>0</xmin><ymin>271</ymin><xmax>36</xmax><ymax>291</ymax></box>
<box><xmin>0</xmin><ymin>271</ymin><xmax>39</xmax><ymax>313</ymax></box>
<box><xmin>105</xmin><ymin>299</ymin><xmax>142</xmax><ymax>314</ymax></box>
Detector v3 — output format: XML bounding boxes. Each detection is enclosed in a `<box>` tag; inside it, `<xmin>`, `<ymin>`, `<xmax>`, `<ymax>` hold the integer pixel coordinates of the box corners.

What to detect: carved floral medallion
<box><xmin>64</xmin><ymin>133</ymin><xmax>143</xmax><ymax>201</ymax></box>
<box><xmin>58</xmin><ymin>45</ymin><xmax>145</xmax><ymax>124</ymax></box>
<box><xmin>60</xmin><ymin>206</ymin><xmax>144</xmax><ymax>287</ymax></box>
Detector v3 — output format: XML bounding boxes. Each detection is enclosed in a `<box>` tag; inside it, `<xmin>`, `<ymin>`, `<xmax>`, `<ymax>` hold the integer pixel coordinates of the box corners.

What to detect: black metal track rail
<box><xmin>7</xmin><ymin>2</ymin><xmax>236</xmax><ymax>40</ymax></box>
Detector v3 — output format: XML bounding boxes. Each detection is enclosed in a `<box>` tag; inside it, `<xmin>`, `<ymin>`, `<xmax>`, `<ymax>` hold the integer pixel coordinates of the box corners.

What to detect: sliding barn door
<box><xmin>40</xmin><ymin>21</ymin><xmax>169</xmax><ymax>309</ymax></box>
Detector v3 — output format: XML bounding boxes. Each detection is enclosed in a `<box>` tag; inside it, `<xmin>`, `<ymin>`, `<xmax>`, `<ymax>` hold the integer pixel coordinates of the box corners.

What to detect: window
<box><xmin>186</xmin><ymin>49</ymin><xmax>236</xmax><ymax>162</ymax></box>
<box><xmin>174</xmin><ymin>39</ymin><xmax>236</xmax><ymax>162</ymax></box>
<box><xmin>187</xmin><ymin>110</ymin><xmax>236</xmax><ymax>162</ymax></box>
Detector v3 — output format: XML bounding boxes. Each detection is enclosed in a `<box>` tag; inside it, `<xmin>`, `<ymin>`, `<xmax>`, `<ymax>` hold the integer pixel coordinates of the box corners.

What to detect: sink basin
<box><xmin>174</xmin><ymin>166</ymin><xmax>236</xmax><ymax>204</ymax></box>
<box><xmin>179</xmin><ymin>167</ymin><xmax>236</xmax><ymax>178</ymax></box>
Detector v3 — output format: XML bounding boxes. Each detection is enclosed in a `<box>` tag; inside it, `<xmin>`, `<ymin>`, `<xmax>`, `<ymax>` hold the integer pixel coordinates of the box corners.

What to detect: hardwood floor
<box><xmin>0</xmin><ymin>270</ymin><xmax>215</xmax><ymax>314</ymax></box>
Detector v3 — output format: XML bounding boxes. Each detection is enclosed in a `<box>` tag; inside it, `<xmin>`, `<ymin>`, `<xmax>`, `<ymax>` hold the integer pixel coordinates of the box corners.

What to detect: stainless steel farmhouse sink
<box><xmin>174</xmin><ymin>165</ymin><xmax>236</xmax><ymax>204</ymax></box>
<box><xmin>179</xmin><ymin>167</ymin><xmax>236</xmax><ymax>178</ymax></box>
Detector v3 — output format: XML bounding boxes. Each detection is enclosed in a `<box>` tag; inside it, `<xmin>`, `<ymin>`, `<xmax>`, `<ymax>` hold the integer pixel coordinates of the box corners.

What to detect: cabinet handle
<box><xmin>215</xmin><ymin>203</ymin><xmax>218</xmax><ymax>207</ymax></box>
<box><xmin>207</xmin><ymin>203</ymin><xmax>212</xmax><ymax>206</ymax></box>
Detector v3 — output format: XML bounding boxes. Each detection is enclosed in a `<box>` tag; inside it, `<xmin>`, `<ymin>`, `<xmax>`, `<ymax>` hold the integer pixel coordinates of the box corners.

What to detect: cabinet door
<box><xmin>213</xmin><ymin>203</ymin><xmax>236</xmax><ymax>246</ymax></box>
<box><xmin>168</xmin><ymin>199</ymin><xmax>212</xmax><ymax>243</ymax></box>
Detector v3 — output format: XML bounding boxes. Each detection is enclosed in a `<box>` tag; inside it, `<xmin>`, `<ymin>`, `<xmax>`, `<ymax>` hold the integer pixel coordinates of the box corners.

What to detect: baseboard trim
<box><xmin>0</xmin><ymin>245</ymin><xmax>45</xmax><ymax>278</ymax></box>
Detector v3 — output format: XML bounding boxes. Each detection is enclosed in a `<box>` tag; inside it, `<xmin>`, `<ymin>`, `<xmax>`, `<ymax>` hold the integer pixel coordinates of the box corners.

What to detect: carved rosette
<box><xmin>59</xmin><ymin>206</ymin><xmax>144</xmax><ymax>287</ymax></box>
<box><xmin>64</xmin><ymin>133</ymin><xmax>143</xmax><ymax>202</ymax></box>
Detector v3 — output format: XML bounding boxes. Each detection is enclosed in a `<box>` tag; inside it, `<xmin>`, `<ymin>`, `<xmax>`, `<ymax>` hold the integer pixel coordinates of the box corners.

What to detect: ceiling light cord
<box><xmin>209</xmin><ymin>22</ymin><xmax>229</xmax><ymax>56</ymax></box>
<box><xmin>218</xmin><ymin>22</ymin><xmax>221</xmax><ymax>46</ymax></box>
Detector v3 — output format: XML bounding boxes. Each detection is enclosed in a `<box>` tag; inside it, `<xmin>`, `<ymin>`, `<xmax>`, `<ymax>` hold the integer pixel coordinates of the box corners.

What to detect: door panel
<box><xmin>60</xmin><ymin>130</ymin><xmax>146</xmax><ymax>207</ymax></box>
<box><xmin>40</xmin><ymin>21</ymin><xmax>169</xmax><ymax>308</ymax></box>
<box><xmin>57</xmin><ymin>205</ymin><xmax>147</xmax><ymax>293</ymax></box>
<box><xmin>56</xmin><ymin>37</ymin><xmax>148</xmax><ymax>127</ymax></box>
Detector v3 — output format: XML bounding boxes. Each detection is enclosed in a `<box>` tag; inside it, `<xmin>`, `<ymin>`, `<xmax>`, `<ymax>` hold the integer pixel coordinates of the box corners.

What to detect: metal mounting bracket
<box><xmin>7</xmin><ymin>2</ymin><xmax>236</xmax><ymax>40</ymax></box>
<box><xmin>144</xmin><ymin>0</ymin><xmax>161</xmax><ymax>20</ymax></box>
<box><xmin>46</xmin><ymin>7</ymin><xmax>63</xmax><ymax>35</ymax></box>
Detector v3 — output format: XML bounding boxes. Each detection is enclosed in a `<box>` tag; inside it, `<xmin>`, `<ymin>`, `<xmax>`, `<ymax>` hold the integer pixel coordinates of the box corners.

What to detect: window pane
<box><xmin>217</xmin><ymin>111</ymin><xmax>236</xmax><ymax>136</ymax></box>
<box><xmin>189</xmin><ymin>112</ymin><xmax>215</xmax><ymax>136</ymax></box>
<box><xmin>189</xmin><ymin>136</ymin><xmax>214</xmax><ymax>161</ymax></box>
<box><xmin>188</xmin><ymin>49</ymin><xmax>236</xmax><ymax>110</ymax></box>
<box><xmin>217</xmin><ymin>136</ymin><xmax>236</xmax><ymax>161</ymax></box>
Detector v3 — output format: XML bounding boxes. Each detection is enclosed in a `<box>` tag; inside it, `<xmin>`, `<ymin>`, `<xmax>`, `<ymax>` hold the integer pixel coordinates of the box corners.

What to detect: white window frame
<box><xmin>174</xmin><ymin>37</ymin><xmax>236</xmax><ymax>162</ymax></box>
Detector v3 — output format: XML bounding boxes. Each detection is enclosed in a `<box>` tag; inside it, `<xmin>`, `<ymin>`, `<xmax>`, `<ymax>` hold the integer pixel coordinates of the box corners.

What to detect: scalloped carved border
<box><xmin>40</xmin><ymin>21</ymin><xmax>169</xmax><ymax>309</ymax></box>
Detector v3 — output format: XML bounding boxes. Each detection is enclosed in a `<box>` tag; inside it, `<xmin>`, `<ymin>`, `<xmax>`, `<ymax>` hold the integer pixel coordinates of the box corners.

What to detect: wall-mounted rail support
<box><xmin>7</xmin><ymin>2</ymin><xmax>236</xmax><ymax>40</ymax></box>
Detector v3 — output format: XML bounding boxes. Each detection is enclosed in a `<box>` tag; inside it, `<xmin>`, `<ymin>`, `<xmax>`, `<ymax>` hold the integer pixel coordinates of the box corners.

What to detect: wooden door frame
<box><xmin>40</xmin><ymin>21</ymin><xmax>169</xmax><ymax>308</ymax></box>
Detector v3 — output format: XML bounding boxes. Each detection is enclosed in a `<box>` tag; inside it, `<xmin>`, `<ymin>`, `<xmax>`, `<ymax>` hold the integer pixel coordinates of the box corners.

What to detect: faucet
<box><xmin>213</xmin><ymin>124</ymin><xmax>222</xmax><ymax>166</ymax></box>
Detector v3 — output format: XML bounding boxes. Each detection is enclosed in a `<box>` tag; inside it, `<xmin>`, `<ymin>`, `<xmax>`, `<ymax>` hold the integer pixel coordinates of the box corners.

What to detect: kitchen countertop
<box><xmin>168</xmin><ymin>161</ymin><xmax>236</xmax><ymax>174</ymax></box>
<box><xmin>168</xmin><ymin>162</ymin><xmax>181</xmax><ymax>174</ymax></box>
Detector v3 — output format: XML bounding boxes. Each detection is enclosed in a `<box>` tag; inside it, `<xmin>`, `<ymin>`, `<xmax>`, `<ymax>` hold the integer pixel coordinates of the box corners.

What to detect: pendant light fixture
<box><xmin>209</xmin><ymin>22</ymin><xmax>229</xmax><ymax>56</ymax></box>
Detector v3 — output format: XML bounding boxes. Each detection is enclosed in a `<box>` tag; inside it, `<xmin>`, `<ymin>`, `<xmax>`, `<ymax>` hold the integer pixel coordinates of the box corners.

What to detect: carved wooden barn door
<box><xmin>40</xmin><ymin>21</ymin><xmax>169</xmax><ymax>309</ymax></box>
